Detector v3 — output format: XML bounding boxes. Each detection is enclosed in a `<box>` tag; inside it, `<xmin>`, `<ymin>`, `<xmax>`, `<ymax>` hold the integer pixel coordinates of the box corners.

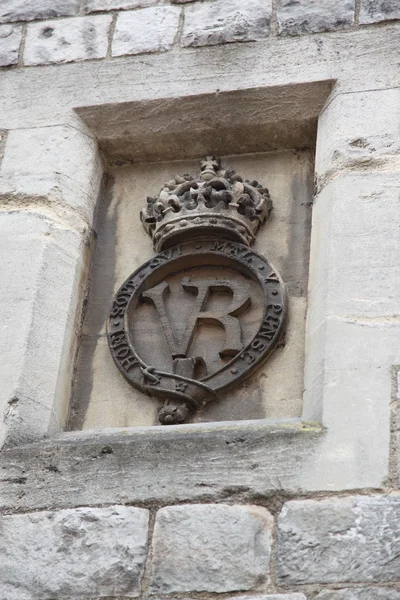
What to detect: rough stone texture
<box><xmin>0</xmin><ymin>125</ymin><xmax>103</xmax><ymax>226</ymax></box>
<box><xmin>316</xmin><ymin>590</ymin><xmax>400</xmax><ymax>599</ymax></box>
<box><xmin>277</xmin><ymin>495</ymin><xmax>400</xmax><ymax>584</ymax></box>
<box><xmin>398</xmin><ymin>370</ymin><xmax>400</xmax><ymax>487</ymax></box>
<box><xmin>0</xmin><ymin>24</ymin><xmax>21</xmax><ymax>67</ymax></box>
<box><xmin>150</xmin><ymin>504</ymin><xmax>273</xmax><ymax>593</ymax></box>
<box><xmin>1</xmin><ymin>26</ymin><xmax>398</xmax><ymax>132</ymax></box>
<box><xmin>24</xmin><ymin>14</ymin><xmax>111</xmax><ymax>66</ymax></box>
<box><xmin>0</xmin><ymin>423</ymin><xmax>325</xmax><ymax>511</ymax></box>
<box><xmin>86</xmin><ymin>0</ymin><xmax>159</xmax><ymax>11</ymax></box>
<box><xmin>0</xmin><ymin>506</ymin><xmax>149</xmax><ymax>599</ymax></box>
<box><xmin>277</xmin><ymin>0</ymin><xmax>355</xmax><ymax>36</ymax></box>
<box><xmin>232</xmin><ymin>596</ymin><xmax>307</xmax><ymax>600</ymax></box>
<box><xmin>0</xmin><ymin>130</ymin><xmax>6</xmax><ymax>165</ymax></box>
<box><xmin>360</xmin><ymin>0</ymin><xmax>400</xmax><ymax>24</ymax></box>
<box><xmin>315</xmin><ymin>88</ymin><xmax>400</xmax><ymax>183</ymax></box>
<box><xmin>0</xmin><ymin>0</ymin><xmax>80</xmax><ymax>24</ymax></box>
<box><xmin>181</xmin><ymin>0</ymin><xmax>271</xmax><ymax>47</ymax></box>
<box><xmin>0</xmin><ymin>125</ymin><xmax>102</xmax><ymax>447</ymax></box>
<box><xmin>112</xmin><ymin>6</ymin><xmax>181</xmax><ymax>56</ymax></box>
<box><xmin>76</xmin><ymin>81</ymin><xmax>329</xmax><ymax>163</ymax></box>
<box><xmin>0</xmin><ymin>212</ymin><xmax>90</xmax><ymax>449</ymax></box>
<box><xmin>302</xmin><ymin>173</ymin><xmax>400</xmax><ymax>481</ymax></box>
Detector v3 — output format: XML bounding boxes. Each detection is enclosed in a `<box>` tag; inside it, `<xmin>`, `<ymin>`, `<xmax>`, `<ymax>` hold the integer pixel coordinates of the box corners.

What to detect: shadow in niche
<box><xmin>68</xmin><ymin>174</ymin><xmax>118</xmax><ymax>431</ymax></box>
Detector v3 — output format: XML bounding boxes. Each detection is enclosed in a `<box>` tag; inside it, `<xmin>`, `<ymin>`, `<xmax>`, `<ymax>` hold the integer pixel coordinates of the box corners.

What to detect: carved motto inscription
<box><xmin>107</xmin><ymin>238</ymin><xmax>286</xmax><ymax>424</ymax></box>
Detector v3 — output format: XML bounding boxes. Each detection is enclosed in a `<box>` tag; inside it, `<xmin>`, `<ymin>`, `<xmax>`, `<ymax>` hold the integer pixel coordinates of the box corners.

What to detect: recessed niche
<box><xmin>68</xmin><ymin>151</ymin><xmax>314</xmax><ymax>429</ymax></box>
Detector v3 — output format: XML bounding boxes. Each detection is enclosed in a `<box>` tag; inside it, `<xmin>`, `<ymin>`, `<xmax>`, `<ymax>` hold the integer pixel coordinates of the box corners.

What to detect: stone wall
<box><xmin>1</xmin><ymin>495</ymin><xmax>400</xmax><ymax>598</ymax></box>
<box><xmin>0</xmin><ymin>0</ymin><xmax>399</xmax><ymax>67</ymax></box>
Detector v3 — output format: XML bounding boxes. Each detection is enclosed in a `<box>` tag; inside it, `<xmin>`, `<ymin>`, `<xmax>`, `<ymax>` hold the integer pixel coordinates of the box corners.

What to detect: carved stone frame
<box><xmin>1</xmin><ymin>26</ymin><xmax>399</xmax><ymax>506</ymax></box>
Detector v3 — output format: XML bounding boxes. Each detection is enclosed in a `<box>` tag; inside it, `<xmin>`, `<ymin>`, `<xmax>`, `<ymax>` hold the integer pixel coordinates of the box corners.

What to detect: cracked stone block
<box><xmin>86</xmin><ymin>0</ymin><xmax>159</xmax><ymax>12</ymax></box>
<box><xmin>24</xmin><ymin>14</ymin><xmax>112</xmax><ymax>66</ymax></box>
<box><xmin>277</xmin><ymin>495</ymin><xmax>400</xmax><ymax>585</ymax></box>
<box><xmin>0</xmin><ymin>24</ymin><xmax>21</xmax><ymax>66</ymax></box>
<box><xmin>360</xmin><ymin>0</ymin><xmax>400</xmax><ymax>24</ymax></box>
<box><xmin>150</xmin><ymin>504</ymin><xmax>273</xmax><ymax>593</ymax></box>
<box><xmin>0</xmin><ymin>0</ymin><xmax>80</xmax><ymax>24</ymax></box>
<box><xmin>0</xmin><ymin>506</ymin><xmax>149</xmax><ymax>599</ymax></box>
<box><xmin>277</xmin><ymin>0</ymin><xmax>355</xmax><ymax>36</ymax></box>
<box><xmin>181</xmin><ymin>0</ymin><xmax>271</xmax><ymax>47</ymax></box>
<box><xmin>112</xmin><ymin>6</ymin><xmax>181</xmax><ymax>56</ymax></box>
<box><xmin>316</xmin><ymin>589</ymin><xmax>400</xmax><ymax>599</ymax></box>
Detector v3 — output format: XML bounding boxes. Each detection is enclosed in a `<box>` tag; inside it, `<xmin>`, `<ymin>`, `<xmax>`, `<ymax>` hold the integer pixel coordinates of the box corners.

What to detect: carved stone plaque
<box><xmin>107</xmin><ymin>158</ymin><xmax>287</xmax><ymax>424</ymax></box>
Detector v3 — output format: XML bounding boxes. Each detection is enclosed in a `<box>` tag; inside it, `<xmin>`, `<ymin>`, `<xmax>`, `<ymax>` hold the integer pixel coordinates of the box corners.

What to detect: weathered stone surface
<box><xmin>233</xmin><ymin>596</ymin><xmax>307</xmax><ymax>600</ymax></box>
<box><xmin>316</xmin><ymin>88</ymin><xmax>400</xmax><ymax>182</ymax></box>
<box><xmin>0</xmin><ymin>506</ymin><xmax>149</xmax><ymax>599</ymax></box>
<box><xmin>0</xmin><ymin>130</ymin><xmax>6</xmax><ymax>165</ymax></box>
<box><xmin>0</xmin><ymin>24</ymin><xmax>21</xmax><ymax>66</ymax></box>
<box><xmin>397</xmin><ymin>370</ymin><xmax>400</xmax><ymax>487</ymax></box>
<box><xmin>277</xmin><ymin>495</ymin><xmax>400</xmax><ymax>584</ymax></box>
<box><xmin>0</xmin><ymin>212</ymin><xmax>90</xmax><ymax>449</ymax></box>
<box><xmin>360</xmin><ymin>0</ymin><xmax>400</xmax><ymax>24</ymax></box>
<box><xmin>1</xmin><ymin>26</ymin><xmax>398</xmax><ymax>132</ymax></box>
<box><xmin>181</xmin><ymin>0</ymin><xmax>271</xmax><ymax>47</ymax></box>
<box><xmin>24</xmin><ymin>14</ymin><xmax>111</xmax><ymax>66</ymax></box>
<box><xmin>316</xmin><ymin>589</ymin><xmax>400</xmax><ymax>599</ymax></box>
<box><xmin>0</xmin><ymin>0</ymin><xmax>80</xmax><ymax>24</ymax></box>
<box><xmin>0</xmin><ymin>125</ymin><xmax>102</xmax><ymax>447</ymax></box>
<box><xmin>302</xmin><ymin>173</ymin><xmax>400</xmax><ymax>482</ymax></box>
<box><xmin>277</xmin><ymin>0</ymin><xmax>355</xmax><ymax>36</ymax></box>
<box><xmin>86</xmin><ymin>0</ymin><xmax>159</xmax><ymax>11</ymax></box>
<box><xmin>0</xmin><ymin>423</ymin><xmax>326</xmax><ymax>511</ymax></box>
<box><xmin>112</xmin><ymin>6</ymin><xmax>180</xmax><ymax>56</ymax></box>
<box><xmin>150</xmin><ymin>504</ymin><xmax>273</xmax><ymax>593</ymax></box>
<box><xmin>0</xmin><ymin>125</ymin><xmax>103</xmax><ymax>226</ymax></box>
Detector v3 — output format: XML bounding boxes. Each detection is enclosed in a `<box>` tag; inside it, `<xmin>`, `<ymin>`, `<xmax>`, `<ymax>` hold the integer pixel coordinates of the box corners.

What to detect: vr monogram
<box><xmin>107</xmin><ymin>158</ymin><xmax>287</xmax><ymax>425</ymax></box>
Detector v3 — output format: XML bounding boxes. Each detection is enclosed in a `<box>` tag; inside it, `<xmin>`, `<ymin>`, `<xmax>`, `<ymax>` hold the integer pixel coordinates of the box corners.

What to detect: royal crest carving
<box><xmin>107</xmin><ymin>157</ymin><xmax>287</xmax><ymax>425</ymax></box>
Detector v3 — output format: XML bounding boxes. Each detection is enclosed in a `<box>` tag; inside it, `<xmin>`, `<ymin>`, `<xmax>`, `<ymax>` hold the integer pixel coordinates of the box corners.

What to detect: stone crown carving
<box><xmin>140</xmin><ymin>156</ymin><xmax>272</xmax><ymax>251</ymax></box>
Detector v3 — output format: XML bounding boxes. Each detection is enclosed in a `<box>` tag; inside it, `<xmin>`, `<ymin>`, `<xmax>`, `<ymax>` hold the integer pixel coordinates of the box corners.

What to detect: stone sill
<box><xmin>0</xmin><ymin>416</ymin><xmax>383</xmax><ymax>513</ymax></box>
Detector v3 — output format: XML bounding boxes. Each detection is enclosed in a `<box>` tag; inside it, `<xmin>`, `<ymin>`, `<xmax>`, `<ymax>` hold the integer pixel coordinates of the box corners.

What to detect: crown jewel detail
<box><xmin>140</xmin><ymin>156</ymin><xmax>272</xmax><ymax>251</ymax></box>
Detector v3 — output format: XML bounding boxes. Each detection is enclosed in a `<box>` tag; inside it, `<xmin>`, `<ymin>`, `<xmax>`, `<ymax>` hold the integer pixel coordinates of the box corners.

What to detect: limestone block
<box><xmin>150</xmin><ymin>504</ymin><xmax>273</xmax><ymax>593</ymax></box>
<box><xmin>86</xmin><ymin>0</ymin><xmax>159</xmax><ymax>11</ymax></box>
<box><xmin>398</xmin><ymin>370</ymin><xmax>400</xmax><ymax>486</ymax></box>
<box><xmin>0</xmin><ymin>0</ymin><xmax>80</xmax><ymax>24</ymax></box>
<box><xmin>0</xmin><ymin>24</ymin><xmax>21</xmax><ymax>66</ymax></box>
<box><xmin>277</xmin><ymin>0</ymin><xmax>355</xmax><ymax>36</ymax></box>
<box><xmin>232</xmin><ymin>596</ymin><xmax>307</xmax><ymax>600</ymax></box>
<box><xmin>0</xmin><ymin>506</ymin><xmax>149</xmax><ymax>599</ymax></box>
<box><xmin>0</xmin><ymin>125</ymin><xmax>103</xmax><ymax>227</ymax></box>
<box><xmin>0</xmin><ymin>130</ymin><xmax>6</xmax><ymax>165</ymax></box>
<box><xmin>303</xmin><ymin>174</ymin><xmax>400</xmax><ymax>463</ymax></box>
<box><xmin>277</xmin><ymin>495</ymin><xmax>400</xmax><ymax>584</ymax></box>
<box><xmin>307</xmin><ymin>174</ymin><xmax>400</xmax><ymax>321</ymax></box>
<box><xmin>316</xmin><ymin>89</ymin><xmax>400</xmax><ymax>180</ymax></box>
<box><xmin>24</xmin><ymin>14</ymin><xmax>112</xmax><ymax>66</ymax></box>
<box><xmin>181</xmin><ymin>0</ymin><xmax>271</xmax><ymax>47</ymax></box>
<box><xmin>360</xmin><ymin>0</ymin><xmax>400</xmax><ymax>24</ymax></box>
<box><xmin>316</xmin><ymin>589</ymin><xmax>400</xmax><ymax>599</ymax></box>
<box><xmin>0</xmin><ymin>212</ymin><xmax>90</xmax><ymax>448</ymax></box>
<box><xmin>112</xmin><ymin>6</ymin><xmax>181</xmax><ymax>57</ymax></box>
